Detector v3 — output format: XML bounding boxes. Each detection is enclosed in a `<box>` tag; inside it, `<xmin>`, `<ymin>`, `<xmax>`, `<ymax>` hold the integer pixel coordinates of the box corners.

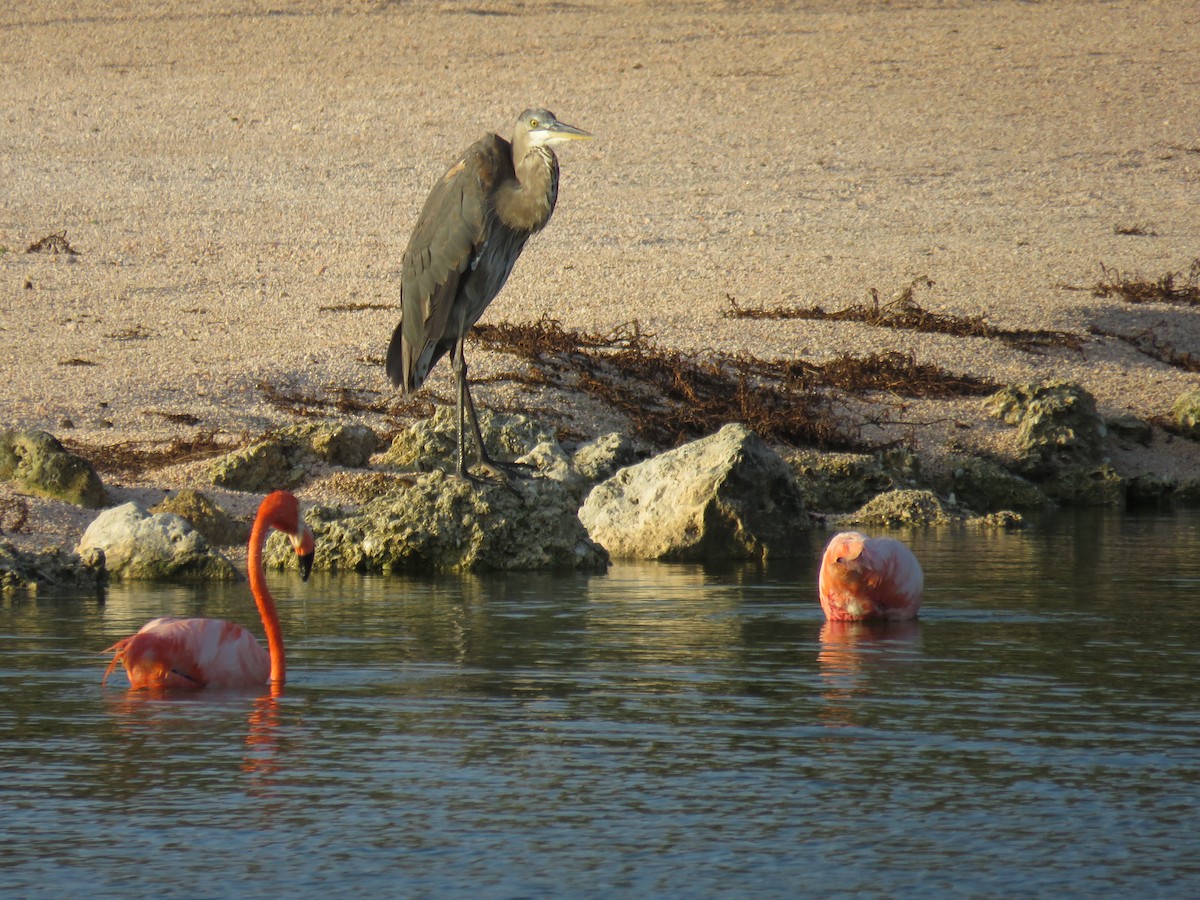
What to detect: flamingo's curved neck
<box><xmin>248</xmin><ymin>508</ymin><xmax>286</xmax><ymax>684</ymax></box>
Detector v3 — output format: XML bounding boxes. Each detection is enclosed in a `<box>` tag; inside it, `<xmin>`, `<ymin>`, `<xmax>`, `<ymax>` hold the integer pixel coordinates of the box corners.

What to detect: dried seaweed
<box><xmin>1093</xmin><ymin>260</ymin><xmax>1200</xmax><ymax>306</ymax></box>
<box><xmin>724</xmin><ymin>279</ymin><xmax>1083</xmax><ymax>351</ymax></box>
<box><xmin>318</xmin><ymin>303</ymin><xmax>393</xmax><ymax>313</ymax></box>
<box><xmin>144</xmin><ymin>410</ymin><xmax>202</xmax><ymax>426</ymax></box>
<box><xmin>473</xmin><ymin>318</ymin><xmax>831</xmax><ymax>446</ymax></box>
<box><xmin>472</xmin><ymin>316</ymin><xmax>992</xmax><ymax>449</ymax></box>
<box><xmin>812</xmin><ymin>351</ymin><xmax>996</xmax><ymax>397</ymax></box>
<box><xmin>256</xmin><ymin>380</ymin><xmax>432</xmax><ymax>421</ymax></box>
<box><xmin>475</xmin><ymin>317</ymin><xmax>646</xmax><ymax>356</ymax></box>
<box><xmin>252</xmin><ymin>313</ymin><xmax>998</xmax><ymax>452</ymax></box>
<box><xmin>1090</xmin><ymin>326</ymin><xmax>1200</xmax><ymax>373</ymax></box>
<box><xmin>26</xmin><ymin>231</ymin><xmax>78</xmax><ymax>255</ymax></box>
<box><xmin>65</xmin><ymin>433</ymin><xmax>230</xmax><ymax>478</ymax></box>
<box><xmin>58</xmin><ymin>358</ymin><xmax>98</xmax><ymax>367</ymax></box>
<box><xmin>1112</xmin><ymin>223</ymin><xmax>1157</xmax><ymax>237</ymax></box>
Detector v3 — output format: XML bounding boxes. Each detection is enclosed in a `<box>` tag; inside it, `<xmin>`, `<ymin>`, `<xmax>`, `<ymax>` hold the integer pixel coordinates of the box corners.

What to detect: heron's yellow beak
<box><xmin>550</xmin><ymin>122</ymin><xmax>593</xmax><ymax>141</ymax></box>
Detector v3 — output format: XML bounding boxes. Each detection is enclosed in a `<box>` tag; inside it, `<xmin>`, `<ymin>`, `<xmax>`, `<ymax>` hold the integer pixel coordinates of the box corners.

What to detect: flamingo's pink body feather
<box><xmin>103</xmin><ymin>616</ymin><xmax>270</xmax><ymax>690</ymax></box>
<box><xmin>102</xmin><ymin>490</ymin><xmax>313</xmax><ymax>691</ymax></box>
<box><xmin>818</xmin><ymin>531</ymin><xmax>923</xmax><ymax>622</ymax></box>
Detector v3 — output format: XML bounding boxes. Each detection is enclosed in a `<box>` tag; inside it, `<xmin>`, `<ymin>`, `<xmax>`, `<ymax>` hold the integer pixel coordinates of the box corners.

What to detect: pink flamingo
<box><xmin>818</xmin><ymin>531</ymin><xmax>923</xmax><ymax>622</ymax></box>
<box><xmin>102</xmin><ymin>491</ymin><xmax>316</xmax><ymax>690</ymax></box>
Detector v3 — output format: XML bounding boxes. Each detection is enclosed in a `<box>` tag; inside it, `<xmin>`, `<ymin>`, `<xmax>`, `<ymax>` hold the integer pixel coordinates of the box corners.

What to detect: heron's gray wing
<box><xmin>387</xmin><ymin>135</ymin><xmax>505</xmax><ymax>391</ymax></box>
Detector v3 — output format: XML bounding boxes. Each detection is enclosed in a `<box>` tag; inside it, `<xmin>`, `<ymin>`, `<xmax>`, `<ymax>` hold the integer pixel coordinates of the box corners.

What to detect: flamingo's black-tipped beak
<box><xmin>298</xmin><ymin>550</ymin><xmax>315</xmax><ymax>582</ymax></box>
<box><xmin>293</xmin><ymin>524</ymin><xmax>316</xmax><ymax>582</ymax></box>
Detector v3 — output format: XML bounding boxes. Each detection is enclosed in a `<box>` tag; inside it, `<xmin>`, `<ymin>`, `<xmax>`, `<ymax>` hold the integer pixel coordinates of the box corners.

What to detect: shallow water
<box><xmin>2</xmin><ymin>510</ymin><xmax>1199</xmax><ymax>897</ymax></box>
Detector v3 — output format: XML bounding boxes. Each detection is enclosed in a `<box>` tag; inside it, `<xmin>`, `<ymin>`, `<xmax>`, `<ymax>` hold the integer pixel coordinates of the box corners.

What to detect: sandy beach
<box><xmin>2</xmin><ymin>0</ymin><xmax>1198</xmax><ymax>549</ymax></box>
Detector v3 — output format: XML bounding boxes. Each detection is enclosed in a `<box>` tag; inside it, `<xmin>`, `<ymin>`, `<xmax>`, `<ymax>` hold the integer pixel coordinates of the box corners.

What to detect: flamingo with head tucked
<box><xmin>102</xmin><ymin>490</ymin><xmax>316</xmax><ymax>690</ymax></box>
<box><xmin>818</xmin><ymin>531</ymin><xmax>923</xmax><ymax>622</ymax></box>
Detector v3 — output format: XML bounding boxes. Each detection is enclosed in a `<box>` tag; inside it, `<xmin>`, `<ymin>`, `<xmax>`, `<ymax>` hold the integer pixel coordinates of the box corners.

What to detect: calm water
<box><xmin>2</xmin><ymin>510</ymin><xmax>1199</xmax><ymax>897</ymax></box>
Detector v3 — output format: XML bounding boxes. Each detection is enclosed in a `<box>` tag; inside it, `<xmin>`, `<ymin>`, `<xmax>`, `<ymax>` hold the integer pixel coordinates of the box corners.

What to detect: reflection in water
<box><xmin>584</xmin><ymin>562</ymin><xmax>744</xmax><ymax>666</ymax></box>
<box><xmin>242</xmin><ymin>686</ymin><xmax>284</xmax><ymax>789</ymax></box>
<box><xmin>99</xmin><ymin>683</ymin><xmax>289</xmax><ymax>804</ymax></box>
<box><xmin>3</xmin><ymin>510</ymin><xmax>1200</xmax><ymax>896</ymax></box>
<box><xmin>817</xmin><ymin>620</ymin><xmax>922</xmax><ymax>728</ymax></box>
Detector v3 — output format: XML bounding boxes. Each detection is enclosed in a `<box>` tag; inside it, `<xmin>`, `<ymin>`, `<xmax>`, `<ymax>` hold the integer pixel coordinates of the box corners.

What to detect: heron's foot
<box><xmin>459</xmin><ymin>457</ymin><xmax>535</xmax><ymax>491</ymax></box>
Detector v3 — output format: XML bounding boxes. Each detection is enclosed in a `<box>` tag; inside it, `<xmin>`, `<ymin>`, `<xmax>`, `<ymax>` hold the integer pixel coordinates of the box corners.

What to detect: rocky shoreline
<box><xmin>5</xmin><ymin>2</ymin><xmax>1200</xmax><ymax>592</ymax></box>
<box><xmin>3</xmin><ymin>377</ymin><xmax>1199</xmax><ymax>592</ymax></box>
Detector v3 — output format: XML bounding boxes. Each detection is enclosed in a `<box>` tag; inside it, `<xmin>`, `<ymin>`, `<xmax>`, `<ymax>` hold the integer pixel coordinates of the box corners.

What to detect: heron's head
<box><xmin>513</xmin><ymin>108</ymin><xmax>593</xmax><ymax>152</ymax></box>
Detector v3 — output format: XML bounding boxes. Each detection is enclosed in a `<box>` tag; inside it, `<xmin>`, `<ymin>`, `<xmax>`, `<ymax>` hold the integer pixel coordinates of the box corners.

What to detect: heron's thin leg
<box><xmin>460</xmin><ymin>365</ymin><xmax>506</xmax><ymax>474</ymax></box>
<box><xmin>462</xmin><ymin>380</ymin><xmax>490</xmax><ymax>464</ymax></box>
<box><xmin>464</xmin><ymin>382</ymin><xmax>535</xmax><ymax>488</ymax></box>
<box><xmin>452</xmin><ymin>332</ymin><xmax>471</xmax><ymax>478</ymax></box>
<box><xmin>452</xmin><ymin>329</ymin><xmax>529</xmax><ymax>487</ymax></box>
<box><xmin>452</xmin><ymin>331</ymin><xmax>501</xmax><ymax>479</ymax></box>
<box><xmin>452</xmin><ymin>330</ymin><xmax>492</xmax><ymax>467</ymax></box>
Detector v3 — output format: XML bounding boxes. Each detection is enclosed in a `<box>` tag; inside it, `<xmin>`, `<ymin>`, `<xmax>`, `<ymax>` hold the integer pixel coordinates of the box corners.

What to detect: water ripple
<box><xmin>2</xmin><ymin>510</ymin><xmax>1199</xmax><ymax>896</ymax></box>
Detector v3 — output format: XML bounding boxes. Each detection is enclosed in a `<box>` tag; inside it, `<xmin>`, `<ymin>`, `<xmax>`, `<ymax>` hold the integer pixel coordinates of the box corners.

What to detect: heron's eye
<box><xmin>529</xmin><ymin>118</ymin><xmax>539</xmax><ymax>129</ymax></box>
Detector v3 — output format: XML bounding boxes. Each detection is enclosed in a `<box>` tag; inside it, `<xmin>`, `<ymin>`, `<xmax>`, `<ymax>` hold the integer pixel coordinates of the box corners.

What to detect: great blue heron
<box><xmin>386</xmin><ymin>108</ymin><xmax>593</xmax><ymax>481</ymax></box>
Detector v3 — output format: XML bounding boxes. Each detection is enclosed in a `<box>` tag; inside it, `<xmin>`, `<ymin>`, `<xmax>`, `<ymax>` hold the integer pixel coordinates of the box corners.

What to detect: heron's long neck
<box><xmin>496</xmin><ymin>145</ymin><xmax>559</xmax><ymax>234</ymax></box>
<box><xmin>248</xmin><ymin>515</ymin><xmax>286</xmax><ymax>684</ymax></box>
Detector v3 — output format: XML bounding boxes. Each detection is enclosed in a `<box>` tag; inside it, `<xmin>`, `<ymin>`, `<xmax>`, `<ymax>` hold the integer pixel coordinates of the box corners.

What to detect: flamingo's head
<box><xmin>823</xmin><ymin>532</ymin><xmax>870</xmax><ymax>582</ymax></box>
<box><xmin>290</xmin><ymin>523</ymin><xmax>316</xmax><ymax>581</ymax></box>
<box><xmin>818</xmin><ymin>532</ymin><xmax>874</xmax><ymax>620</ymax></box>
